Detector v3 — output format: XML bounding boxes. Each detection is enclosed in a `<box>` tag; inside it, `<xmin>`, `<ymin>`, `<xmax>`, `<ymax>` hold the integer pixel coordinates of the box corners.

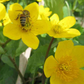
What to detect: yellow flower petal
<box><xmin>50</xmin><ymin>14</ymin><xmax>59</xmax><ymax>25</ymax></box>
<box><xmin>55</xmin><ymin>40</ymin><xmax>74</xmax><ymax>59</ymax></box>
<box><xmin>0</xmin><ymin>3</ymin><xmax>6</xmax><ymax>20</ymax></box>
<box><xmin>3</xmin><ymin>23</ymin><xmax>22</xmax><ymax>40</ymax></box>
<box><xmin>50</xmin><ymin>69</ymin><xmax>84</xmax><ymax>84</ymax></box>
<box><xmin>66</xmin><ymin>29</ymin><xmax>81</xmax><ymax>37</ymax></box>
<box><xmin>31</xmin><ymin>20</ymin><xmax>51</xmax><ymax>35</ymax></box>
<box><xmin>44</xmin><ymin>56</ymin><xmax>57</xmax><ymax>78</ymax></box>
<box><xmin>39</xmin><ymin>5</ymin><xmax>52</xmax><ymax>20</ymax></box>
<box><xmin>66</xmin><ymin>69</ymin><xmax>84</xmax><ymax>84</ymax></box>
<box><xmin>47</xmin><ymin>28</ymin><xmax>81</xmax><ymax>38</ymax></box>
<box><xmin>44</xmin><ymin>7</ymin><xmax>52</xmax><ymax>16</ymax></box>
<box><xmin>8</xmin><ymin>3</ymin><xmax>23</xmax><ymax>24</ymax></box>
<box><xmin>24</xmin><ymin>2</ymin><xmax>39</xmax><ymax>21</ymax></box>
<box><xmin>50</xmin><ymin>73</ymin><xmax>63</xmax><ymax>84</ymax></box>
<box><xmin>78</xmin><ymin>69</ymin><xmax>84</xmax><ymax>84</ymax></box>
<box><xmin>59</xmin><ymin>16</ymin><xmax>76</xmax><ymax>29</ymax></box>
<box><xmin>0</xmin><ymin>0</ymin><xmax>9</xmax><ymax>3</ymax></box>
<box><xmin>71</xmin><ymin>46</ymin><xmax>84</xmax><ymax>68</ymax></box>
<box><xmin>22</xmin><ymin>32</ymin><xmax>39</xmax><ymax>49</ymax></box>
<box><xmin>3</xmin><ymin>13</ymin><xmax>11</xmax><ymax>26</ymax></box>
<box><xmin>37</xmin><ymin>0</ymin><xmax>42</xmax><ymax>2</ymax></box>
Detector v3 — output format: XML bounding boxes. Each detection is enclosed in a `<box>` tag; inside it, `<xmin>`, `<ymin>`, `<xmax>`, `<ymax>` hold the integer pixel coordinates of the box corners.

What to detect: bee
<box><xmin>16</xmin><ymin>10</ymin><xmax>30</xmax><ymax>27</ymax></box>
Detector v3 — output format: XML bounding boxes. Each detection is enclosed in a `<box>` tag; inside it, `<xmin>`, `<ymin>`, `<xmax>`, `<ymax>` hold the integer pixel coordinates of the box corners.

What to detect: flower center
<box><xmin>56</xmin><ymin>56</ymin><xmax>79</xmax><ymax>82</ymax></box>
<box><xmin>53</xmin><ymin>24</ymin><xmax>64</xmax><ymax>34</ymax></box>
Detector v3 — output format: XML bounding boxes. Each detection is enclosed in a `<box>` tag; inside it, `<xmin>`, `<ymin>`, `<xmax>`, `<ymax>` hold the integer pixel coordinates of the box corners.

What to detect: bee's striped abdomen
<box><xmin>20</xmin><ymin>15</ymin><xmax>26</xmax><ymax>26</ymax></box>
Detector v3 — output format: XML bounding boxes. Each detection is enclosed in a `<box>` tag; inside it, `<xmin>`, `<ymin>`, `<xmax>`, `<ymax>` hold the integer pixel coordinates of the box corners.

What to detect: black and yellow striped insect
<box><xmin>16</xmin><ymin>10</ymin><xmax>30</xmax><ymax>27</ymax></box>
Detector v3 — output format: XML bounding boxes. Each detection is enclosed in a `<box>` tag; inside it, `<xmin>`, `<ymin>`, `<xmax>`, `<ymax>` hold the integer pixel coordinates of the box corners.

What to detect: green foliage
<box><xmin>44</xmin><ymin>0</ymin><xmax>64</xmax><ymax>19</ymax></box>
<box><xmin>0</xmin><ymin>26</ymin><xmax>7</xmax><ymax>44</ymax></box>
<box><xmin>0</xmin><ymin>64</ymin><xmax>17</xmax><ymax>84</ymax></box>
<box><xmin>0</xmin><ymin>46</ymin><xmax>5</xmax><ymax>54</ymax></box>
<box><xmin>26</xmin><ymin>43</ymin><xmax>54</xmax><ymax>74</ymax></box>
<box><xmin>0</xmin><ymin>0</ymin><xmax>84</xmax><ymax>84</ymax></box>
<box><xmin>78</xmin><ymin>32</ymin><xmax>84</xmax><ymax>45</ymax></box>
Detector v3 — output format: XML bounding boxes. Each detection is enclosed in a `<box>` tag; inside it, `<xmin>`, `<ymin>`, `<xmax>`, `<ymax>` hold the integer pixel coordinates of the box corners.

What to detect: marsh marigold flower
<box><xmin>38</xmin><ymin>5</ymin><xmax>52</xmax><ymax>20</ymax></box>
<box><xmin>44</xmin><ymin>40</ymin><xmax>84</xmax><ymax>84</ymax></box>
<box><xmin>47</xmin><ymin>14</ymin><xmax>81</xmax><ymax>38</ymax></box>
<box><xmin>0</xmin><ymin>3</ymin><xmax>6</xmax><ymax>21</ymax></box>
<box><xmin>3</xmin><ymin>2</ymin><xmax>51</xmax><ymax>49</ymax></box>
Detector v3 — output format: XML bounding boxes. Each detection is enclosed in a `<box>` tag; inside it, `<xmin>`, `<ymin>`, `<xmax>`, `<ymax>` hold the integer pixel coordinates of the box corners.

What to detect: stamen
<box><xmin>56</xmin><ymin>56</ymin><xmax>79</xmax><ymax>82</ymax></box>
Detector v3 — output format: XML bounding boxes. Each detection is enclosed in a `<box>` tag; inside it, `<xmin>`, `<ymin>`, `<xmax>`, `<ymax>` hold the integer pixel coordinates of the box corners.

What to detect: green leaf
<box><xmin>4</xmin><ymin>40</ymin><xmax>20</xmax><ymax>57</ymax></box>
<box><xmin>0</xmin><ymin>26</ymin><xmax>7</xmax><ymax>44</ymax></box>
<box><xmin>78</xmin><ymin>32</ymin><xmax>84</xmax><ymax>45</ymax></box>
<box><xmin>26</xmin><ymin>44</ymin><xmax>54</xmax><ymax>73</ymax></box>
<box><xmin>1</xmin><ymin>55</ymin><xmax>19</xmax><ymax>68</ymax></box>
<box><xmin>16</xmin><ymin>40</ymin><xmax>28</xmax><ymax>56</ymax></box>
<box><xmin>72</xmin><ymin>23</ymin><xmax>84</xmax><ymax>34</ymax></box>
<box><xmin>0</xmin><ymin>64</ymin><xmax>17</xmax><ymax>84</ymax></box>
<box><xmin>63</xmin><ymin>6</ymin><xmax>69</xmax><ymax>17</ymax></box>
<box><xmin>44</xmin><ymin>0</ymin><xmax>64</xmax><ymax>19</ymax></box>
<box><xmin>38</xmin><ymin>35</ymin><xmax>52</xmax><ymax>46</ymax></box>
<box><xmin>78</xmin><ymin>0</ymin><xmax>84</xmax><ymax>4</ymax></box>
<box><xmin>1</xmin><ymin>55</ymin><xmax>15</xmax><ymax>68</ymax></box>
<box><xmin>0</xmin><ymin>46</ymin><xmax>5</xmax><ymax>54</ymax></box>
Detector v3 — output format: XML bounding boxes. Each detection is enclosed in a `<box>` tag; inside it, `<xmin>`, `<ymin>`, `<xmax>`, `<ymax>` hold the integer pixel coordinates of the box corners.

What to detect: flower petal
<box><xmin>31</xmin><ymin>20</ymin><xmax>51</xmax><ymax>35</ymax></box>
<box><xmin>50</xmin><ymin>14</ymin><xmax>59</xmax><ymax>25</ymax></box>
<box><xmin>44</xmin><ymin>7</ymin><xmax>52</xmax><ymax>16</ymax></box>
<box><xmin>71</xmin><ymin>46</ymin><xmax>84</xmax><ymax>68</ymax></box>
<box><xmin>44</xmin><ymin>56</ymin><xmax>57</xmax><ymax>78</ymax></box>
<box><xmin>8</xmin><ymin>3</ymin><xmax>23</xmax><ymax>24</ymax></box>
<box><xmin>59</xmin><ymin>16</ymin><xmax>76</xmax><ymax>29</ymax></box>
<box><xmin>22</xmin><ymin>32</ymin><xmax>39</xmax><ymax>49</ymax></box>
<box><xmin>37</xmin><ymin>0</ymin><xmax>42</xmax><ymax>2</ymax></box>
<box><xmin>39</xmin><ymin>5</ymin><xmax>52</xmax><ymax>20</ymax></box>
<box><xmin>3</xmin><ymin>23</ymin><xmax>21</xmax><ymax>40</ymax></box>
<box><xmin>0</xmin><ymin>3</ymin><xmax>6</xmax><ymax>20</ymax></box>
<box><xmin>55</xmin><ymin>40</ymin><xmax>74</xmax><ymax>59</ymax></box>
<box><xmin>66</xmin><ymin>29</ymin><xmax>81</xmax><ymax>37</ymax></box>
<box><xmin>50</xmin><ymin>69</ymin><xmax>84</xmax><ymax>84</ymax></box>
<box><xmin>3</xmin><ymin>13</ymin><xmax>11</xmax><ymax>26</ymax></box>
<box><xmin>48</xmin><ymin>28</ymin><xmax>80</xmax><ymax>38</ymax></box>
<box><xmin>24</xmin><ymin>2</ymin><xmax>39</xmax><ymax>21</ymax></box>
<box><xmin>67</xmin><ymin>69</ymin><xmax>84</xmax><ymax>84</ymax></box>
<box><xmin>50</xmin><ymin>73</ymin><xmax>63</xmax><ymax>84</ymax></box>
<box><xmin>0</xmin><ymin>0</ymin><xmax>9</xmax><ymax>3</ymax></box>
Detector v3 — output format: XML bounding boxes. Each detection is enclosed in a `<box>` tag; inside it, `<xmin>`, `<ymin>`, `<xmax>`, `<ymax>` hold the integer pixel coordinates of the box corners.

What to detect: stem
<box><xmin>42</xmin><ymin>37</ymin><xmax>54</xmax><ymax>84</ymax></box>
<box><xmin>32</xmin><ymin>72</ymin><xmax>36</xmax><ymax>84</ymax></box>
<box><xmin>8</xmin><ymin>56</ymin><xmax>26</xmax><ymax>84</ymax></box>
<box><xmin>0</xmin><ymin>39</ymin><xmax>11</xmax><ymax>48</ymax></box>
<box><xmin>45</xmin><ymin>37</ymin><xmax>54</xmax><ymax>61</ymax></box>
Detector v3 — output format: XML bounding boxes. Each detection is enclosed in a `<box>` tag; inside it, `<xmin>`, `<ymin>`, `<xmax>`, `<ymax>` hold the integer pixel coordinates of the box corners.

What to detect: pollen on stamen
<box><xmin>56</xmin><ymin>56</ymin><xmax>79</xmax><ymax>82</ymax></box>
<box><xmin>53</xmin><ymin>24</ymin><xmax>63</xmax><ymax>34</ymax></box>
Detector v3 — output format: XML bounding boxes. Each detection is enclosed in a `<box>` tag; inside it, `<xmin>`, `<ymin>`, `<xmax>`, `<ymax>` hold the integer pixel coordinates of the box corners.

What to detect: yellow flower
<box><xmin>44</xmin><ymin>40</ymin><xmax>84</xmax><ymax>84</ymax></box>
<box><xmin>3</xmin><ymin>2</ymin><xmax>51</xmax><ymax>49</ymax></box>
<box><xmin>0</xmin><ymin>0</ymin><xmax>9</xmax><ymax>3</ymax></box>
<box><xmin>38</xmin><ymin>5</ymin><xmax>52</xmax><ymax>20</ymax></box>
<box><xmin>0</xmin><ymin>3</ymin><xmax>6</xmax><ymax>21</ymax></box>
<box><xmin>37</xmin><ymin>0</ymin><xmax>42</xmax><ymax>2</ymax></box>
<box><xmin>0</xmin><ymin>13</ymin><xmax>11</xmax><ymax>26</ymax></box>
<box><xmin>47</xmin><ymin>14</ymin><xmax>81</xmax><ymax>38</ymax></box>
